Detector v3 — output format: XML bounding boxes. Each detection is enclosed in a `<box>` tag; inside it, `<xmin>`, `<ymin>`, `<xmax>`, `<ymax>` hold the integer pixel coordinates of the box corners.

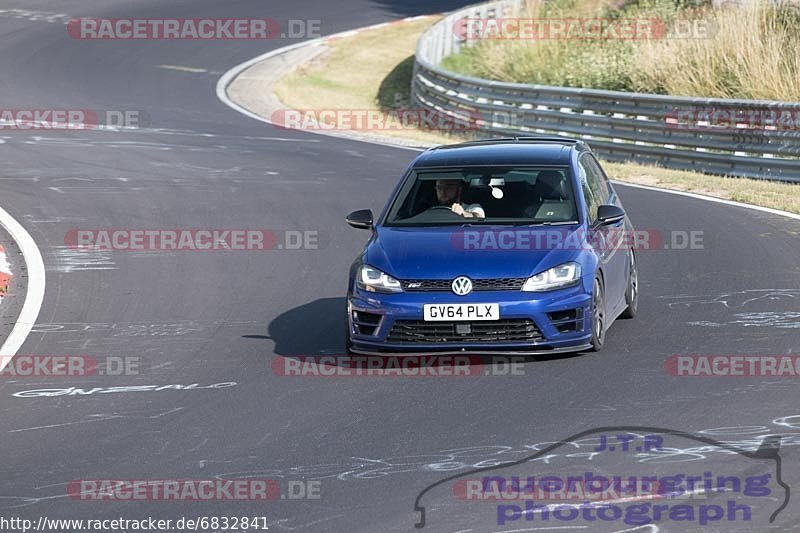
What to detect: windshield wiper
<box><xmin>528</xmin><ymin>220</ymin><xmax>579</xmax><ymax>226</ymax></box>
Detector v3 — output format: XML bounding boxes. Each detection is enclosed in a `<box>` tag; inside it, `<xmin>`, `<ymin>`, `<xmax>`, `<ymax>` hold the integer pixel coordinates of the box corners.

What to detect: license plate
<box><xmin>423</xmin><ymin>303</ymin><xmax>500</xmax><ymax>321</ymax></box>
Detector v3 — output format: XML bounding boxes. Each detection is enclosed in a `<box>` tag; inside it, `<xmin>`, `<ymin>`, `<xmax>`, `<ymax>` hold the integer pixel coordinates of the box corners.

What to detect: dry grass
<box><xmin>631</xmin><ymin>3</ymin><xmax>800</xmax><ymax>99</ymax></box>
<box><xmin>274</xmin><ymin>15</ymin><xmax>800</xmax><ymax>214</ymax></box>
<box><xmin>274</xmin><ymin>17</ymin><xmax>470</xmax><ymax>145</ymax></box>
<box><xmin>604</xmin><ymin>161</ymin><xmax>800</xmax><ymax>213</ymax></box>
<box><xmin>445</xmin><ymin>0</ymin><xmax>800</xmax><ymax>100</ymax></box>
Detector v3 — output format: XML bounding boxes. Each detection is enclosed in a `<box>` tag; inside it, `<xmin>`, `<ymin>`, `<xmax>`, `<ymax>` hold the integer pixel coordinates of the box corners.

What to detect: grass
<box><xmin>273</xmin><ymin>15</ymin><xmax>800</xmax><ymax>214</ymax></box>
<box><xmin>442</xmin><ymin>0</ymin><xmax>800</xmax><ymax>100</ymax></box>
<box><xmin>631</xmin><ymin>2</ymin><xmax>800</xmax><ymax>99</ymax></box>
<box><xmin>274</xmin><ymin>17</ymin><xmax>475</xmax><ymax>145</ymax></box>
<box><xmin>604</xmin><ymin>161</ymin><xmax>800</xmax><ymax>213</ymax></box>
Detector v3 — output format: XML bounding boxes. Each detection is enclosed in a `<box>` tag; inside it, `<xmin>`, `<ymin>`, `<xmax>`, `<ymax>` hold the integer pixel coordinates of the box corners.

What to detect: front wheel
<box><xmin>589</xmin><ymin>276</ymin><xmax>606</xmax><ymax>352</ymax></box>
<box><xmin>620</xmin><ymin>249</ymin><xmax>638</xmax><ymax>319</ymax></box>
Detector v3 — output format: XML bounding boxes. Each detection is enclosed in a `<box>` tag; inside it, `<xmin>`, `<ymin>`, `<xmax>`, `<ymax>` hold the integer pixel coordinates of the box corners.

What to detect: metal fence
<box><xmin>411</xmin><ymin>0</ymin><xmax>800</xmax><ymax>182</ymax></box>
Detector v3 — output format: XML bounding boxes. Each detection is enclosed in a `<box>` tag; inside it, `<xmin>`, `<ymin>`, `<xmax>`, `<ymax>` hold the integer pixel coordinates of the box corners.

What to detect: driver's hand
<box><xmin>451</xmin><ymin>203</ymin><xmax>466</xmax><ymax>216</ymax></box>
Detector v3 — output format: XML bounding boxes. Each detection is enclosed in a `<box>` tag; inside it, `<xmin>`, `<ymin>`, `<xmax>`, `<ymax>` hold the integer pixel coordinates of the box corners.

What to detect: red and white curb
<box><xmin>0</xmin><ymin>243</ymin><xmax>11</xmax><ymax>301</ymax></box>
<box><xmin>321</xmin><ymin>15</ymin><xmax>434</xmax><ymax>43</ymax></box>
<box><xmin>0</xmin><ymin>204</ymin><xmax>46</xmax><ymax>367</ymax></box>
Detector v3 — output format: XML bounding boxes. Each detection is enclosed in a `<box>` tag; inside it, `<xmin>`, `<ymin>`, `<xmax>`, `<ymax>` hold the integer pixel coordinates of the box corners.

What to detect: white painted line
<box><xmin>331</xmin><ymin>30</ymin><xmax>359</xmax><ymax>38</ymax></box>
<box><xmin>157</xmin><ymin>64</ymin><xmax>208</xmax><ymax>73</ymax></box>
<box><xmin>0</xmin><ymin>245</ymin><xmax>10</xmax><ymax>276</ymax></box>
<box><xmin>612</xmin><ymin>181</ymin><xmax>800</xmax><ymax>222</ymax></box>
<box><xmin>216</xmin><ymin>39</ymin><xmax>326</xmax><ymax>125</ymax></box>
<box><xmin>493</xmin><ymin>527</ymin><xmax>588</xmax><ymax>532</ymax></box>
<box><xmin>0</xmin><ymin>205</ymin><xmax>46</xmax><ymax>367</ymax></box>
<box><xmin>215</xmin><ymin>22</ymin><xmax>428</xmax><ymax>153</ymax></box>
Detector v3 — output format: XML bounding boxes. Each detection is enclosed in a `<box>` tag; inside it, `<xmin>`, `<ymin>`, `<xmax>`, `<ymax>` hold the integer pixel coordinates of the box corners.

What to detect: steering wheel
<box><xmin>427</xmin><ymin>205</ymin><xmax>455</xmax><ymax>211</ymax></box>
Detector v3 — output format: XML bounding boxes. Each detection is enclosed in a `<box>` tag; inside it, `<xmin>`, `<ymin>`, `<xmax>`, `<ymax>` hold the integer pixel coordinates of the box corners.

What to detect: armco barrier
<box><xmin>411</xmin><ymin>0</ymin><xmax>800</xmax><ymax>181</ymax></box>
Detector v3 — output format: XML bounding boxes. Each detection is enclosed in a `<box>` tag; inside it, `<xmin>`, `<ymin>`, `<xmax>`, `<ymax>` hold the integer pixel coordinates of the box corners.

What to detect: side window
<box><xmin>577</xmin><ymin>158</ymin><xmax>599</xmax><ymax>224</ymax></box>
<box><xmin>583</xmin><ymin>155</ymin><xmax>611</xmax><ymax>205</ymax></box>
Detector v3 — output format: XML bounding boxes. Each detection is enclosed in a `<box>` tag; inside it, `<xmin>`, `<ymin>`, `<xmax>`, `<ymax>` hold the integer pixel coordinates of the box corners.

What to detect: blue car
<box><xmin>345</xmin><ymin>137</ymin><xmax>638</xmax><ymax>355</ymax></box>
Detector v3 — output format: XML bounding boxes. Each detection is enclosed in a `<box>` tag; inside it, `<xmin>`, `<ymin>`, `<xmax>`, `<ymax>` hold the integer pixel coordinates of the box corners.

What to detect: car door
<box><xmin>579</xmin><ymin>154</ymin><xmax>628</xmax><ymax>310</ymax></box>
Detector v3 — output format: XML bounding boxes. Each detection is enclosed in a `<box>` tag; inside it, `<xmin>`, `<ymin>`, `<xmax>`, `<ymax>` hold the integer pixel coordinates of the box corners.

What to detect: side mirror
<box><xmin>596</xmin><ymin>205</ymin><xmax>625</xmax><ymax>225</ymax></box>
<box><xmin>346</xmin><ymin>209</ymin><xmax>373</xmax><ymax>229</ymax></box>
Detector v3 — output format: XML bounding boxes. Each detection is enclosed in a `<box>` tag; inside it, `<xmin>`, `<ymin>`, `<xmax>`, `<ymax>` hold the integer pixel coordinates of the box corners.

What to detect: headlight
<box><xmin>522</xmin><ymin>262</ymin><xmax>582</xmax><ymax>292</ymax></box>
<box><xmin>357</xmin><ymin>265</ymin><xmax>403</xmax><ymax>293</ymax></box>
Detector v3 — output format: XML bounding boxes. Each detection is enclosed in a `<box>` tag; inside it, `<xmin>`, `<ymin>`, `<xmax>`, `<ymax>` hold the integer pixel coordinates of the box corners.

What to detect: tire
<box><xmin>620</xmin><ymin>249</ymin><xmax>638</xmax><ymax>319</ymax></box>
<box><xmin>589</xmin><ymin>276</ymin><xmax>606</xmax><ymax>352</ymax></box>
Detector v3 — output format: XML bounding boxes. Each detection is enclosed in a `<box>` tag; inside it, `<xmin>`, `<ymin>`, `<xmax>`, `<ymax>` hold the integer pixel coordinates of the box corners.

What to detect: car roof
<box><xmin>411</xmin><ymin>137</ymin><xmax>586</xmax><ymax>169</ymax></box>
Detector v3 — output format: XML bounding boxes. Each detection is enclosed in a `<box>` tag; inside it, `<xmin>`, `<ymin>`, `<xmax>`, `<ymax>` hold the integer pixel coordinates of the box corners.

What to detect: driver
<box><xmin>435</xmin><ymin>179</ymin><xmax>485</xmax><ymax>219</ymax></box>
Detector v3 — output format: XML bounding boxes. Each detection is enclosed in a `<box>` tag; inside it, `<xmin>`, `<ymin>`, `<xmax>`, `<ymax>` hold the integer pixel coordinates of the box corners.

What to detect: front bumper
<box><xmin>348</xmin><ymin>284</ymin><xmax>593</xmax><ymax>354</ymax></box>
<box><xmin>348</xmin><ymin>344</ymin><xmax>594</xmax><ymax>356</ymax></box>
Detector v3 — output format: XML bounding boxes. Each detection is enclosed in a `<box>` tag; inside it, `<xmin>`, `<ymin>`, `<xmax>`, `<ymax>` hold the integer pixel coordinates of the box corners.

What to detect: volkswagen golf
<box><xmin>345</xmin><ymin>137</ymin><xmax>638</xmax><ymax>355</ymax></box>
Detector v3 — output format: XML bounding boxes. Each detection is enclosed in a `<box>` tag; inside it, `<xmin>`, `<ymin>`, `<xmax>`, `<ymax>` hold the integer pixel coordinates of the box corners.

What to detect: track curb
<box><xmin>0</xmin><ymin>206</ymin><xmax>46</xmax><ymax>367</ymax></box>
<box><xmin>0</xmin><ymin>244</ymin><xmax>11</xmax><ymax>301</ymax></box>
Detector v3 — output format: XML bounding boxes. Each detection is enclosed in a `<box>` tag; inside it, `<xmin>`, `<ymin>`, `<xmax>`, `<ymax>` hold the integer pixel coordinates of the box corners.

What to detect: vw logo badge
<box><xmin>451</xmin><ymin>276</ymin><xmax>473</xmax><ymax>296</ymax></box>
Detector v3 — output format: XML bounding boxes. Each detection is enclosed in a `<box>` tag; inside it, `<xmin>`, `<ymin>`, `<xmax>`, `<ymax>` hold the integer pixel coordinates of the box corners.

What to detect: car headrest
<box><xmin>535</xmin><ymin>170</ymin><xmax>567</xmax><ymax>201</ymax></box>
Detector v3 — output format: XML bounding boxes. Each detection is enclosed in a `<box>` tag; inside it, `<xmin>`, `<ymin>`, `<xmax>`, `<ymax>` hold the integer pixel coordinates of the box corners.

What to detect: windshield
<box><xmin>384</xmin><ymin>166</ymin><xmax>579</xmax><ymax>226</ymax></box>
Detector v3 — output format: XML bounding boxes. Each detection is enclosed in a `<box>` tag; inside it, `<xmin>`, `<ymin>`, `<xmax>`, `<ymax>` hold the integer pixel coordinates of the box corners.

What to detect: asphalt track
<box><xmin>0</xmin><ymin>1</ymin><xmax>799</xmax><ymax>532</ymax></box>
